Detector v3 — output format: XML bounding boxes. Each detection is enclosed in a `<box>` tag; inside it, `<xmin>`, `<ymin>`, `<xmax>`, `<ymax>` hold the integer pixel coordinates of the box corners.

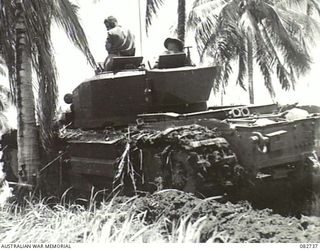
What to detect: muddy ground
<box><xmin>110</xmin><ymin>190</ymin><xmax>320</xmax><ymax>243</ymax></box>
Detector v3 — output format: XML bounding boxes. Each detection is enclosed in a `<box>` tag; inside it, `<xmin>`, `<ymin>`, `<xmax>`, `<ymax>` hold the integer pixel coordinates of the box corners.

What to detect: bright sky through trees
<box><xmin>3</xmin><ymin>0</ymin><xmax>320</xmax><ymax>128</ymax></box>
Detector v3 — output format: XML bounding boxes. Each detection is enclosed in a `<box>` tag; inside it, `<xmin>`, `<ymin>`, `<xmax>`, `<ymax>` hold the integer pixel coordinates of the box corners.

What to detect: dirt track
<box><xmin>112</xmin><ymin>190</ymin><xmax>320</xmax><ymax>242</ymax></box>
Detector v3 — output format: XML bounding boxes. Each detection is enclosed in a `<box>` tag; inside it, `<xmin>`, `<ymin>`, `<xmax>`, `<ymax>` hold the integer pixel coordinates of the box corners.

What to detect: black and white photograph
<box><xmin>0</xmin><ymin>0</ymin><xmax>320</xmax><ymax>246</ymax></box>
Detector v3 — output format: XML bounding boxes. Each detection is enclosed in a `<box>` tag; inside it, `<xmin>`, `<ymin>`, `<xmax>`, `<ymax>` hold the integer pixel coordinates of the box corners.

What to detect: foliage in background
<box><xmin>187</xmin><ymin>0</ymin><xmax>318</xmax><ymax>103</ymax></box>
<box><xmin>146</xmin><ymin>0</ymin><xmax>320</xmax><ymax>103</ymax></box>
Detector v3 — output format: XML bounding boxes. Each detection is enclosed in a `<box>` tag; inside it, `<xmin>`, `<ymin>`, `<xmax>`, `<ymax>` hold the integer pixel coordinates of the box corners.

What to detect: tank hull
<box><xmin>61</xmin><ymin>104</ymin><xmax>320</xmax><ymax>204</ymax></box>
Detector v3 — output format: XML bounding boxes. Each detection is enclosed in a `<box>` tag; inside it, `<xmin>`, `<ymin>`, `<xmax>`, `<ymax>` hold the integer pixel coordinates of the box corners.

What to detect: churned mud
<box><xmin>111</xmin><ymin>190</ymin><xmax>320</xmax><ymax>243</ymax></box>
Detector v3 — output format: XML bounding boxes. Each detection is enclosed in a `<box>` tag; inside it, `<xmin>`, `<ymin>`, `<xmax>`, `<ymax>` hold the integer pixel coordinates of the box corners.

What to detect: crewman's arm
<box><xmin>105</xmin><ymin>34</ymin><xmax>113</xmax><ymax>52</ymax></box>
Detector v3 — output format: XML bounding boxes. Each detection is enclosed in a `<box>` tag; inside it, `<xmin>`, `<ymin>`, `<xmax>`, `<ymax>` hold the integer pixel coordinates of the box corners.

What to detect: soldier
<box><xmin>163</xmin><ymin>37</ymin><xmax>184</xmax><ymax>54</ymax></box>
<box><xmin>103</xmin><ymin>16</ymin><xmax>136</xmax><ymax>71</ymax></box>
<box><xmin>154</xmin><ymin>37</ymin><xmax>192</xmax><ymax>68</ymax></box>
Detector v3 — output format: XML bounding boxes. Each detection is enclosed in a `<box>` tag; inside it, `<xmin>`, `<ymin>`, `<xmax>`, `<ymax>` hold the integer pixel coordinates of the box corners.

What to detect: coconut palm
<box><xmin>274</xmin><ymin>0</ymin><xmax>320</xmax><ymax>46</ymax></box>
<box><xmin>188</xmin><ymin>0</ymin><xmax>314</xmax><ymax>104</ymax></box>
<box><xmin>0</xmin><ymin>0</ymin><xmax>97</xmax><ymax>186</ymax></box>
<box><xmin>146</xmin><ymin>0</ymin><xmax>316</xmax><ymax>103</ymax></box>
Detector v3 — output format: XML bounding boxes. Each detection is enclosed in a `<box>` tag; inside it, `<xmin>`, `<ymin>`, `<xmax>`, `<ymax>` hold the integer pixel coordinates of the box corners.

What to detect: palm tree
<box><xmin>0</xmin><ymin>0</ymin><xmax>97</xmax><ymax>186</ymax></box>
<box><xmin>146</xmin><ymin>0</ymin><xmax>316</xmax><ymax>104</ymax></box>
<box><xmin>146</xmin><ymin>0</ymin><xmax>187</xmax><ymax>43</ymax></box>
<box><xmin>188</xmin><ymin>0</ymin><xmax>314</xmax><ymax>104</ymax></box>
<box><xmin>274</xmin><ymin>0</ymin><xmax>320</xmax><ymax>46</ymax></box>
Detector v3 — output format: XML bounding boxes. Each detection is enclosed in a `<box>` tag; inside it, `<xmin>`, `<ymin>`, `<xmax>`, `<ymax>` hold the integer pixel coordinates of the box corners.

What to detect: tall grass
<box><xmin>0</xmin><ymin>195</ymin><xmax>224</xmax><ymax>243</ymax></box>
<box><xmin>1</xmin><ymin>189</ymin><xmax>320</xmax><ymax>243</ymax></box>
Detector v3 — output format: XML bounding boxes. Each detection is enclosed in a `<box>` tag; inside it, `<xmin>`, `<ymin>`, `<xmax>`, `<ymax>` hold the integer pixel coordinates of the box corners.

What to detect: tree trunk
<box><xmin>177</xmin><ymin>0</ymin><xmax>186</xmax><ymax>44</ymax></box>
<box><xmin>15</xmin><ymin>0</ymin><xmax>40</xmax><ymax>187</ymax></box>
<box><xmin>247</xmin><ymin>33</ymin><xmax>254</xmax><ymax>104</ymax></box>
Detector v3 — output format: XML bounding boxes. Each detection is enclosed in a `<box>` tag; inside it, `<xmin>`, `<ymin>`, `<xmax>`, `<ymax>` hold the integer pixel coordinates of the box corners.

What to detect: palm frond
<box><xmin>192</xmin><ymin>0</ymin><xmax>313</xmax><ymax>101</ymax></box>
<box><xmin>145</xmin><ymin>0</ymin><xmax>164</xmax><ymax>34</ymax></box>
<box><xmin>275</xmin><ymin>6</ymin><xmax>320</xmax><ymax>44</ymax></box>
<box><xmin>210</xmin><ymin>23</ymin><xmax>239</xmax><ymax>64</ymax></box>
<box><xmin>187</xmin><ymin>0</ymin><xmax>228</xmax><ymax>28</ymax></box>
<box><xmin>211</xmin><ymin>65</ymin><xmax>223</xmax><ymax>93</ymax></box>
<box><xmin>241</xmin><ymin>8</ymin><xmax>276</xmax><ymax>66</ymax></box>
<box><xmin>51</xmin><ymin>0</ymin><xmax>97</xmax><ymax>70</ymax></box>
<box><xmin>0</xmin><ymin>55</ymin><xmax>7</xmax><ymax>76</ymax></box>
<box><xmin>276</xmin><ymin>62</ymin><xmax>290</xmax><ymax>90</ymax></box>
<box><xmin>277</xmin><ymin>0</ymin><xmax>320</xmax><ymax>18</ymax></box>
<box><xmin>0</xmin><ymin>84</ymin><xmax>11</xmax><ymax>132</ymax></box>
<box><xmin>255</xmin><ymin>2</ymin><xmax>311</xmax><ymax>76</ymax></box>
<box><xmin>35</xmin><ymin>44</ymin><xmax>58</xmax><ymax>153</ymax></box>
<box><xmin>222</xmin><ymin>61</ymin><xmax>232</xmax><ymax>90</ymax></box>
<box><xmin>0</xmin><ymin>112</ymin><xmax>9</xmax><ymax>133</ymax></box>
<box><xmin>288</xmin><ymin>66</ymin><xmax>296</xmax><ymax>90</ymax></box>
<box><xmin>274</xmin><ymin>0</ymin><xmax>306</xmax><ymax>9</ymax></box>
<box><xmin>259</xmin><ymin>22</ymin><xmax>293</xmax><ymax>90</ymax></box>
<box><xmin>194</xmin><ymin>14</ymin><xmax>218</xmax><ymax>60</ymax></box>
<box><xmin>203</xmin><ymin>12</ymin><xmax>242</xmax><ymax>93</ymax></box>
<box><xmin>188</xmin><ymin>0</ymin><xmax>233</xmax><ymax>61</ymax></box>
<box><xmin>310</xmin><ymin>0</ymin><xmax>320</xmax><ymax>16</ymax></box>
<box><xmin>211</xmin><ymin>61</ymin><xmax>231</xmax><ymax>94</ymax></box>
<box><xmin>192</xmin><ymin>0</ymin><xmax>229</xmax><ymax>10</ymax></box>
<box><xmin>0</xmin><ymin>0</ymin><xmax>16</xmax><ymax>99</ymax></box>
<box><xmin>252</xmin><ymin>26</ymin><xmax>275</xmax><ymax>98</ymax></box>
<box><xmin>0</xmin><ymin>84</ymin><xmax>13</xmax><ymax>109</ymax></box>
<box><xmin>235</xmin><ymin>41</ymin><xmax>247</xmax><ymax>90</ymax></box>
<box><xmin>200</xmin><ymin>1</ymin><xmax>240</xmax><ymax>60</ymax></box>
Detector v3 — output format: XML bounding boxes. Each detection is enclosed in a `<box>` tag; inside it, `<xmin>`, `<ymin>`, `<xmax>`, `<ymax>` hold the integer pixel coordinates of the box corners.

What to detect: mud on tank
<box><xmin>57</xmin><ymin>54</ymin><xmax>320</xmax><ymax>213</ymax></box>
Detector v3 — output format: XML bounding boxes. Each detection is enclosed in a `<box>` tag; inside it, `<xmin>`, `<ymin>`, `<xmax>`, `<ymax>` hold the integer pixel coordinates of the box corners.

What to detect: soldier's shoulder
<box><xmin>107</xmin><ymin>26</ymin><xmax>123</xmax><ymax>35</ymax></box>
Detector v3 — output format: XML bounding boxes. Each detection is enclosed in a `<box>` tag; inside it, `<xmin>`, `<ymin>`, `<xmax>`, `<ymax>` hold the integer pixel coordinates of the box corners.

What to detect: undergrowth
<box><xmin>0</xmin><ymin>189</ymin><xmax>320</xmax><ymax>243</ymax></box>
<box><xmin>0</xmin><ymin>192</ymin><xmax>225</xmax><ymax>243</ymax></box>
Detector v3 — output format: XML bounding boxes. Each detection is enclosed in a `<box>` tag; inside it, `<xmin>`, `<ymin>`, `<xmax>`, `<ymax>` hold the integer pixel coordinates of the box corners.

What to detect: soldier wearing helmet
<box><xmin>163</xmin><ymin>37</ymin><xmax>184</xmax><ymax>54</ymax></box>
<box><xmin>153</xmin><ymin>37</ymin><xmax>193</xmax><ymax>68</ymax></box>
<box><xmin>103</xmin><ymin>16</ymin><xmax>136</xmax><ymax>71</ymax></box>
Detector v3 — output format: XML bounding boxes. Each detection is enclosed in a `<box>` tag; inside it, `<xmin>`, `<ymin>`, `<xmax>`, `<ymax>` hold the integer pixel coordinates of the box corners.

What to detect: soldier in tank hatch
<box><xmin>153</xmin><ymin>37</ymin><xmax>193</xmax><ymax>68</ymax></box>
<box><xmin>103</xmin><ymin>16</ymin><xmax>136</xmax><ymax>71</ymax></box>
<box><xmin>163</xmin><ymin>37</ymin><xmax>184</xmax><ymax>54</ymax></box>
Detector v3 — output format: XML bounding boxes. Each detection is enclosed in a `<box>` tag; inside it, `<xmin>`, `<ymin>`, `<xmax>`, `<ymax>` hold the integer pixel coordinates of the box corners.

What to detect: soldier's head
<box><xmin>164</xmin><ymin>38</ymin><xmax>184</xmax><ymax>53</ymax></box>
<box><xmin>104</xmin><ymin>16</ymin><xmax>118</xmax><ymax>30</ymax></box>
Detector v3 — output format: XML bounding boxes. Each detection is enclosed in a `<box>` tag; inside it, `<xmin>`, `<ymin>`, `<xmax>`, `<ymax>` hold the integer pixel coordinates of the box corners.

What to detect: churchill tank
<box><xmin>57</xmin><ymin>53</ymin><xmax>320</xmax><ymax>211</ymax></box>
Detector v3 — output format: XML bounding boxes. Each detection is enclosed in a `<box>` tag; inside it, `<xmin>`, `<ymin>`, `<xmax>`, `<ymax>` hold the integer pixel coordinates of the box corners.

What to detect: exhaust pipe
<box><xmin>241</xmin><ymin>107</ymin><xmax>250</xmax><ymax>117</ymax></box>
<box><xmin>229</xmin><ymin>108</ymin><xmax>242</xmax><ymax>118</ymax></box>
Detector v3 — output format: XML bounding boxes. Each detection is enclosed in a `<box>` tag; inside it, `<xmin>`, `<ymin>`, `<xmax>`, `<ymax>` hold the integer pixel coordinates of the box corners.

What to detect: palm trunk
<box><xmin>15</xmin><ymin>0</ymin><xmax>40</xmax><ymax>186</ymax></box>
<box><xmin>247</xmin><ymin>33</ymin><xmax>254</xmax><ymax>104</ymax></box>
<box><xmin>177</xmin><ymin>0</ymin><xmax>186</xmax><ymax>44</ymax></box>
